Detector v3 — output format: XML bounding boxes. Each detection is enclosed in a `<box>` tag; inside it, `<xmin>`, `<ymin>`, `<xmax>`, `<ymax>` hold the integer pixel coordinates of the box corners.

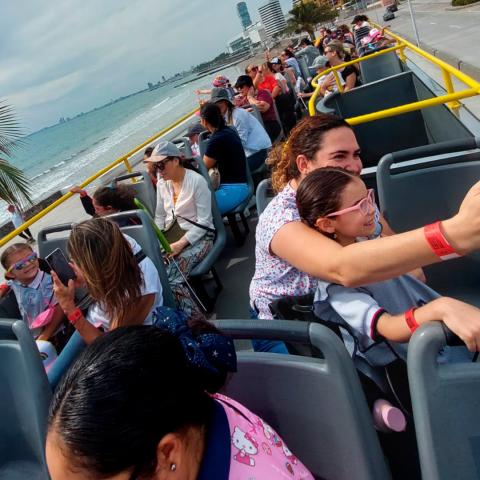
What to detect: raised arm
<box><xmin>271</xmin><ymin>179</ymin><xmax>480</xmax><ymax>287</ymax></box>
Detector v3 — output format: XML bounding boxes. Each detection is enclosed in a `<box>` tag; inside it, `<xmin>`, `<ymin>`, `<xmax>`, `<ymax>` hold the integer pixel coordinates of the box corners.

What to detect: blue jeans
<box><xmin>249</xmin><ymin>307</ymin><xmax>289</xmax><ymax>354</ymax></box>
<box><xmin>47</xmin><ymin>330</ymin><xmax>86</xmax><ymax>390</ymax></box>
<box><xmin>215</xmin><ymin>183</ymin><xmax>250</xmax><ymax>216</ymax></box>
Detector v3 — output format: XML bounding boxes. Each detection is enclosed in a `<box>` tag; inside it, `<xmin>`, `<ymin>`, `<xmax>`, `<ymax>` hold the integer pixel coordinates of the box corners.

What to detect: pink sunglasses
<box><xmin>327</xmin><ymin>189</ymin><xmax>376</xmax><ymax>217</ymax></box>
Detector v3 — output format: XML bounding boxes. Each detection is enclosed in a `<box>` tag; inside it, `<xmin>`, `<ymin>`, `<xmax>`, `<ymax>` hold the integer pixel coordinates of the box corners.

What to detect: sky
<box><xmin>0</xmin><ymin>0</ymin><xmax>293</xmax><ymax>133</ymax></box>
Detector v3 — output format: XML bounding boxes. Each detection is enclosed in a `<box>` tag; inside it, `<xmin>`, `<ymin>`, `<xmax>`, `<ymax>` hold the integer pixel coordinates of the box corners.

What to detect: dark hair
<box><xmin>200</xmin><ymin>102</ymin><xmax>226</xmax><ymax>130</ymax></box>
<box><xmin>1</xmin><ymin>243</ymin><xmax>33</xmax><ymax>270</ymax></box>
<box><xmin>268</xmin><ymin>114</ymin><xmax>352</xmax><ymax>192</ymax></box>
<box><xmin>144</xmin><ymin>146</ymin><xmax>154</xmax><ymax>157</ymax></box>
<box><xmin>48</xmin><ymin>324</ymin><xmax>228</xmax><ymax>478</ymax></box>
<box><xmin>282</xmin><ymin>49</ymin><xmax>295</xmax><ymax>58</ymax></box>
<box><xmin>93</xmin><ymin>184</ymin><xmax>136</xmax><ymax>212</ymax></box>
<box><xmin>300</xmin><ymin>38</ymin><xmax>312</xmax><ymax>46</ymax></box>
<box><xmin>296</xmin><ymin>168</ymin><xmax>356</xmax><ymax>230</ymax></box>
<box><xmin>234</xmin><ymin>74</ymin><xmax>253</xmax><ymax>89</ymax></box>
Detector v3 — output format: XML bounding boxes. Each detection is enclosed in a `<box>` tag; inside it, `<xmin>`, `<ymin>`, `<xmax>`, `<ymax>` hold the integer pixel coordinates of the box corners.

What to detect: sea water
<box><xmin>2</xmin><ymin>65</ymin><xmax>244</xmax><ymax>224</ymax></box>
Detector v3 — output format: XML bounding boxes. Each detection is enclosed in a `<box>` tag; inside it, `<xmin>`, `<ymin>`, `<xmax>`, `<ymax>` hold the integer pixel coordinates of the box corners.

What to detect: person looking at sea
<box><xmin>7</xmin><ymin>204</ymin><xmax>35</xmax><ymax>243</ymax></box>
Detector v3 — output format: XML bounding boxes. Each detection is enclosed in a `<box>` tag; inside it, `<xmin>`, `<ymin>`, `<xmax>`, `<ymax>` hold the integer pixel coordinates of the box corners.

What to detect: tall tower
<box><xmin>258</xmin><ymin>0</ymin><xmax>287</xmax><ymax>39</ymax></box>
<box><xmin>237</xmin><ymin>2</ymin><xmax>253</xmax><ymax>31</ymax></box>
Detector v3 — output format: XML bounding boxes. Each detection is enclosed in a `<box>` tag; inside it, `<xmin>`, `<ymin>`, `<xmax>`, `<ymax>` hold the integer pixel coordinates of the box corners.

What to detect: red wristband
<box><xmin>405</xmin><ymin>307</ymin><xmax>419</xmax><ymax>333</ymax></box>
<box><xmin>67</xmin><ymin>307</ymin><xmax>83</xmax><ymax>326</ymax></box>
<box><xmin>424</xmin><ymin>221</ymin><xmax>461</xmax><ymax>261</ymax></box>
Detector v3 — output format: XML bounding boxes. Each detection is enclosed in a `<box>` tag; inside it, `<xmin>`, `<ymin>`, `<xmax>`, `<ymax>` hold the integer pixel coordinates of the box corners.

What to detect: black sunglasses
<box><xmin>155</xmin><ymin>157</ymin><xmax>174</xmax><ymax>171</ymax></box>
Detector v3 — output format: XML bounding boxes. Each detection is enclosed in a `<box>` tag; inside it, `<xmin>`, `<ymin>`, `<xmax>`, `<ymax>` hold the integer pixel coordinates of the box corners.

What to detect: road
<box><xmin>348</xmin><ymin>0</ymin><xmax>480</xmax><ymax>76</ymax></box>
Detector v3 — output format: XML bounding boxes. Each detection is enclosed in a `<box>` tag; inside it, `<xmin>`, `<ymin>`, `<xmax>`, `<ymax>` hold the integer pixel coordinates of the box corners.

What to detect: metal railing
<box><xmin>308</xmin><ymin>27</ymin><xmax>480</xmax><ymax>124</ymax></box>
<box><xmin>0</xmin><ymin>106</ymin><xmax>199</xmax><ymax>248</ymax></box>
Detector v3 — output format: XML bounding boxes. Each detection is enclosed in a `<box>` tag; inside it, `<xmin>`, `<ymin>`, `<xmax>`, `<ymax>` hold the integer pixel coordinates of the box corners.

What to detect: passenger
<box><xmin>147</xmin><ymin>141</ymin><xmax>214</xmax><ymax>319</ymax></box>
<box><xmin>315</xmin><ymin>28</ymin><xmax>333</xmax><ymax>54</ymax></box>
<box><xmin>143</xmin><ymin>145</ymin><xmax>157</xmax><ymax>187</ymax></box>
<box><xmin>322</xmin><ymin>41</ymin><xmax>360</xmax><ymax>92</ymax></box>
<box><xmin>48</xmin><ymin>217</ymin><xmax>163</xmax><ymax>388</ymax></box>
<box><xmin>69</xmin><ymin>183</ymin><xmax>138</xmax><ymax>225</ymax></box>
<box><xmin>195</xmin><ymin>74</ymin><xmax>236</xmax><ymax>101</ymax></box>
<box><xmin>46</xmin><ymin>325</ymin><xmax>314</xmax><ymax>480</ymax></box>
<box><xmin>210</xmin><ymin>87</ymin><xmax>271</xmax><ymax>171</ymax></box>
<box><xmin>7</xmin><ymin>204</ymin><xmax>35</xmax><ymax>243</ymax></box>
<box><xmin>249</xmin><ymin>114</ymin><xmax>480</xmax><ymax>354</ymax></box>
<box><xmin>270</xmin><ymin>57</ymin><xmax>297</xmax><ymax>92</ymax></box>
<box><xmin>352</xmin><ymin>14</ymin><xmax>370</xmax><ymax>31</ymax></box>
<box><xmin>187</xmin><ymin>122</ymin><xmax>206</xmax><ymax>158</ymax></box>
<box><xmin>234</xmin><ymin>74</ymin><xmax>282</xmax><ymax>143</ymax></box>
<box><xmin>296</xmin><ymin>168</ymin><xmax>479</xmax><ymax>355</ymax></box>
<box><xmin>339</xmin><ymin>24</ymin><xmax>355</xmax><ymax>44</ymax></box>
<box><xmin>200</xmin><ymin>103</ymin><xmax>250</xmax><ymax>216</ymax></box>
<box><xmin>0</xmin><ymin>243</ymin><xmax>68</xmax><ymax>349</ymax></box>
<box><xmin>280</xmin><ymin>49</ymin><xmax>301</xmax><ymax>78</ymax></box>
<box><xmin>295</xmin><ymin>38</ymin><xmax>320</xmax><ymax>67</ymax></box>
<box><xmin>256</xmin><ymin>62</ymin><xmax>282</xmax><ymax>98</ymax></box>
<box><xmin>298</xmin><ymin>56</ymin><xmax>330</xmax><ymax>100</ymax></box>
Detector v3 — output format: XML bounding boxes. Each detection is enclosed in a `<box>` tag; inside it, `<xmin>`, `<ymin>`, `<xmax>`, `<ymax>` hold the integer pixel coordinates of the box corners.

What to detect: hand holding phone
<box><xmin>45</xmin><ymin>248</ymin><xmax>76</xmax><ymax>285</ymax></box>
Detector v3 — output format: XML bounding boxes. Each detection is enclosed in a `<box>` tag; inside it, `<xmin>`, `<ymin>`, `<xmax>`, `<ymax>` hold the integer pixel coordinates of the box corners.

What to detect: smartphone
<box><xmin>45</xmin><ymin>248</ymin><xmax>76</xmax><ymax>285</ymax></box>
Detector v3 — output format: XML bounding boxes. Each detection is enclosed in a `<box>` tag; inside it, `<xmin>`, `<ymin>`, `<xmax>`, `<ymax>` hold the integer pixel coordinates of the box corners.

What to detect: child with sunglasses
<box><xmin>1</xmin><ymin>243</ymin><xmax>68</xmax><ymax>345</ymax></box>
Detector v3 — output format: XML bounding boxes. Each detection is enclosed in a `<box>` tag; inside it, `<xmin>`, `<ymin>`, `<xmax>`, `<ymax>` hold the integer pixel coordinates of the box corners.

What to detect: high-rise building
<box><xmin>237</xmin><ymin>2</ymin><xmax>253</xmax><ymax>31</ymax></box>
<box><xmin>292</xmin><ymin>0</ymin><xmax>303</xmax><ymax>6</ymax></box>
<box><xmin>258</xmin><ymin>0</ymin><xmax>287</xmax><ymax>39</ymax></box>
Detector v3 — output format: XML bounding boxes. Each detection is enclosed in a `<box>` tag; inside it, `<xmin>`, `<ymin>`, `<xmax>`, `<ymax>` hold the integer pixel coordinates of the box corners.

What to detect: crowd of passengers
<box><xmin>4</xmin><ymin>21</ymin><xmax>480</xmax><ymax>479</ymax></box>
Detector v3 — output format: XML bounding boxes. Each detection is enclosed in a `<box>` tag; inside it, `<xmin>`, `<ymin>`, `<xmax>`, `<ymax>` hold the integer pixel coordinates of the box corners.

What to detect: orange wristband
<box><xmin>405</xmin><ymin>307</ymin><xmax>419</xmax><ymax>333</ymax></box>
<box><xmin>424</xmin><ymin>221</ymin><xmax>461</xmax><ymax>261</ymax></box>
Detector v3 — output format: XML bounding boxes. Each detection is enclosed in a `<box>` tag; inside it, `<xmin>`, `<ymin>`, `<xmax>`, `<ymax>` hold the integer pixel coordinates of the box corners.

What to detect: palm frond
<box><xmin>0</xmin><ymin>158</ymin><xmax>32</xmax><ymax>207</ymax></box>
<box><xmin>0</xmin><ymin>102</ymin><xmax>24</xmax><ymax>158</ymax></box>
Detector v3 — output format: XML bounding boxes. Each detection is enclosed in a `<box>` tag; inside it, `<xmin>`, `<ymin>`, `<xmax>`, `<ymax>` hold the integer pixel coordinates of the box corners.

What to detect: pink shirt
<box><xmin>214</xmin><ymin>393</ymin><xmax>314</xmax><ymax>479</ymax></box>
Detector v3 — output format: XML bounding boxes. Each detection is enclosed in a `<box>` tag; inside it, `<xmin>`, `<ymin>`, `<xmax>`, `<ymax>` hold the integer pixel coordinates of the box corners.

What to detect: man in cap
<box><xmin>187</xmin><ymin>123</ymin><xmax>206</xmax><ymax>158</ymax></box>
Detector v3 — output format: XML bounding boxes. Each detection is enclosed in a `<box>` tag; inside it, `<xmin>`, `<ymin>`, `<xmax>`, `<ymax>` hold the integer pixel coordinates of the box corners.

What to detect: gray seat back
<box><xmin>408</xmin><ymin>322</ymin><xmax>480</xmax><ymax>480</ymax></box>
<box><xmin>359</xmin><ymin>51</ymin><xmax>403</xmax><ymax>84</ymax></box>
<box><xmin>114</xmin><ymin>171</ymin><xmax>157</xmax><ymax>216</ymax></box>
<box><xmin>0</xmin><ymin>319</ymin><xmax>51</xmax><ymax>479</ymax></box>
<box><xmin>172</xmin><ymin>136</ymin><xmax>195</xmax><ymax>159</ymax></box>
<box><xmin>377</xmin><ymin>137</ymin><xmax>480</xmax><ymax>305</ymax></box>
<box><xmin>214</xmin><ymin>319</ymin><xmax>391</xmax><ymax>480</ymax></box>
<box><xmin>256</xmin><ymin>178</ymin><xmax>274</xmax><ymax>215</ymax></box>
<box><xmin>246</xmin><ymin>104</ymin><xmax>265</xmax><ymax>127</ymax></box>
<box><xmin>297</xmin><ymin>55</ymin><xmax>311</xmax><ymax>83</ymax></box>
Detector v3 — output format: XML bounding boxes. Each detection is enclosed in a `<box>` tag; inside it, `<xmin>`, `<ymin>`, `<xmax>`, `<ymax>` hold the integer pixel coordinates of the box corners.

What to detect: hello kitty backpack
<box><xmin>213</xmin><ymin>393</ymin><xmax>314</xmax><ymax>479</ymax></box>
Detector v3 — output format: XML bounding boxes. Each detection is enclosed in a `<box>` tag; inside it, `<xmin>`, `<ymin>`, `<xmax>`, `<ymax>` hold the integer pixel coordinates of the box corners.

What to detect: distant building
<box><xmin>237</xmin><ymin>1</ymin><xmax>253</xmax><ymax>30</ymax></box>
<box><xmin>228</xmin><ymin>21</ymin><xmax>267</xmax><ymax>54</ymax></box>
<box><xmin>258</xmin><ymin>0</ymin><xmax>287</xmax><ymax>39</ymax></box>
<box><xmin>292</xmin><ymin>0</ymin><xmax>303</xmax><ymax>6</ymax></box>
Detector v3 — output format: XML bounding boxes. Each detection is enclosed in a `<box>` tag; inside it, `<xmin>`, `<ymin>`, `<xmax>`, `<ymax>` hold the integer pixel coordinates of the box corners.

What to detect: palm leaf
<box><xmin>0</xmin><ymin>101</ymin><xmax>32</xmax><ymax>207</ymax></box>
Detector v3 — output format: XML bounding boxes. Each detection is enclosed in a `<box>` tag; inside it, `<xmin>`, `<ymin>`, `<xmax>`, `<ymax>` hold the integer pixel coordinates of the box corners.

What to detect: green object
<box><xmin>133</xmin><ymin>198</ymin><xmax>172</xmax><ymax>254</ymax></box>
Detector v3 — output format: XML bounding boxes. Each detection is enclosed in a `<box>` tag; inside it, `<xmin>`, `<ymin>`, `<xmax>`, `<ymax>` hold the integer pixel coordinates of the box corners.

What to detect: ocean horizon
<box><xmin>2</xmin><ymin>64</ymin><xmax>244</xmax><ymax>224</ymax></box>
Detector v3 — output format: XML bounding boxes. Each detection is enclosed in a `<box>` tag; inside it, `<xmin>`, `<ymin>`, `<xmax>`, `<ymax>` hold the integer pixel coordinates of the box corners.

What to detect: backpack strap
<box><xmin>134</xmin><ymin>250</ymin><xmax>146</xmax><ymax>264</ymax></box>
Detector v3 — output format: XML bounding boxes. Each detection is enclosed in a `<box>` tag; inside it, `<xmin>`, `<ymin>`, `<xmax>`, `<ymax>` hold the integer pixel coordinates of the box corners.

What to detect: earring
<box><xmin>170</xmin><ymin>463</ymin><xmax>177</xmax><ymax>472</ymax></box>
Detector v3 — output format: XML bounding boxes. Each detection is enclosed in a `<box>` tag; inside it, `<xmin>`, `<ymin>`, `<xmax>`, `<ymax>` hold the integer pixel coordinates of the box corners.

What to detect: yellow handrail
<box><xmin>308</xmin><ymin>28</ymin><xmax>480</xmax><ymax>120</ymax></box>
<box><xmin>0</xmin><ymin>106</ymin><xmax>199</xmax><ymax>248</ymax></box>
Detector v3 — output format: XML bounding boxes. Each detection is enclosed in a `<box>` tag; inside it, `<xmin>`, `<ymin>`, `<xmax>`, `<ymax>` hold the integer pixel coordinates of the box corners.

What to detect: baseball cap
<box><xmin>210</xmin><ymin>87</ymin><xmax>233</xmax><ymax>104</ymax></box>
<box><xmin>145</xmin><ymin>141</ymin><xmax>182</xmax><ymax>163</ymax></box>
<box><xmin>270</xmin><ymin>57</ymin><xmax>281</xmax><ymax>65</ymax></box>
<box><xmin>187</xmin><ymin>123</ymin><xmax>205</xmax><ymax>137</ymax></box>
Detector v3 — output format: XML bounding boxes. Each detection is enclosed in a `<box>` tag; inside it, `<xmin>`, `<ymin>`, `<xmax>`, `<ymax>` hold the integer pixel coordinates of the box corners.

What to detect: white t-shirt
<box><xmin>86</xmin><ymin>235</ymin><xmax>163</xmax><ymax>330</ymax></box>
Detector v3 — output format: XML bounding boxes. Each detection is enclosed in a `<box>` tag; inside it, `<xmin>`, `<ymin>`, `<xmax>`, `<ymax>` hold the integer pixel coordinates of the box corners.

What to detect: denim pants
<box><xmin>249</xmin><ymin>307</ymin><xmax>289</xmax><ymax>354</ymax></box>
<box><xmin>47</xmin><ymin>330</ymin><xmax>86</xmax><ymax>390</ymax></box>
<box><xmin>215</xmin><ymin>183</ymin><xmax>250</xmax><ymax>216</ymax></box>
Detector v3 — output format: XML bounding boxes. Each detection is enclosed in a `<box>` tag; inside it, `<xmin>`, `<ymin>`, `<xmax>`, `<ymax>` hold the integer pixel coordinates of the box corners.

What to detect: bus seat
<box><xmin>172</xmin><ymin>136</ymin><xmax>195</xmax><ymax>160</ymax></box>
<box><xmin>377</xmin><ymin>137</ymin><xmax>480</xmax><ymax>305</ymax></box>
<box><xmin>359</xmin><ymin>51</ymin><xmax>403</xmax><ymax>84</ymax></box>
<box><xmin>37</xmin><ymin>223</ymin><xmax>73</xmax><ymax>259</ymax></box>
<box><xmin>113</xmin><ymin>171</ymin><xmax>157</xmax><ymax>216</ymax></box>
<box><xmin>189</xmin><ymin>192</ymin><xmax>226</xmax><ymax>312</ymax></box>
<box><xmin>214</xmin><ymin>319</ymin><xmax>391</xmax><ymax>480</ymax></box>
<box><xmin>408</xmin><ymin>322</ymin><xmax>480</xmax><ymax>480</ymax></box>
<box><xmin>108</xmin><ymin>210</ymin><xmax>176</xmax><ymax>308</ymax></box>
<box><xmin>297</xmin><ymin>56</ymin><xmax>311</xmax><ymax>84</ymax></box>
<box><xmin>0</xmin><ymin>319</ymin><xmax>51</xmax><ymax>480</ymax></box>
<box><xmin>256</xmin><ymin>178</ymin><xmax>274</xmax><ymax>215</ymax></box>
<box><xmin>198</xmin><ymin>131</ymin><xmax>254</xmax><ymax>246</ymax></box>
<box><xmin>0</xmin><ymin>289</ymin><xmax>22</xmax><ymax>320</ymax></box>
<box><xmin>246</xmin><ymin>104</ymin><xmax>265</xmax><ymax>127</ymax></box>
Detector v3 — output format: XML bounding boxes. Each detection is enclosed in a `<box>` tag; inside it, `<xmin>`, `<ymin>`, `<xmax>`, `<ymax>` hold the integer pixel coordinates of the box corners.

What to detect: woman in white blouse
<box><xmin>146</xmin><ymin>141</ymin><xmax>214</xmax><ymax>318</ymax></box>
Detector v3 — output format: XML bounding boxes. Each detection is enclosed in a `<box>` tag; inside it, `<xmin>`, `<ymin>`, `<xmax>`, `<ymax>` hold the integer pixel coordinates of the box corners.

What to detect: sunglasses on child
<box><xmin>7</xmin><ymin>252</ymin><xmax>38</xmax><ymax>273</ymax></box>
<box><xmin>327</xmin><ymin>189</ymin><xmax>376</xmax><ymax>217</ymax></box>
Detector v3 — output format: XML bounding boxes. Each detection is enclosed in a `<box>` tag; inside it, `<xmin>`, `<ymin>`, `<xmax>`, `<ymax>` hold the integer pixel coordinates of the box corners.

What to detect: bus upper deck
<box><xmin>2</xmin><ymin>26</ymin><xmax>480</xmax><ymax>480</ymax></box>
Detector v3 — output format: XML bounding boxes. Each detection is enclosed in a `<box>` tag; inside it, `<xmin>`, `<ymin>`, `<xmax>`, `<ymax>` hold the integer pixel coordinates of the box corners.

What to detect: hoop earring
<box><xmin>170</xmin><ymin>463</ymin><xmax>177</xmax><ymax>472</ymax></box>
